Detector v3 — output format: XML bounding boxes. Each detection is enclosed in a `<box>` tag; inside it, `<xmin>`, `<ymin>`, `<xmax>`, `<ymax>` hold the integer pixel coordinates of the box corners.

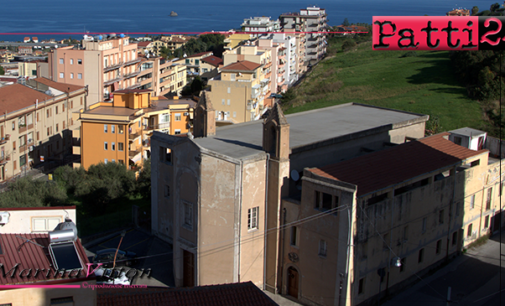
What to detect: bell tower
<box><xmin>193</xmin><ymin>91</ymin><xmax>216</xmax><ymax>138</ymax></box>
<box><xmin>262</xmin><ymin>102</ymin><xmax>289</xmax><ymax>160</ymax></box>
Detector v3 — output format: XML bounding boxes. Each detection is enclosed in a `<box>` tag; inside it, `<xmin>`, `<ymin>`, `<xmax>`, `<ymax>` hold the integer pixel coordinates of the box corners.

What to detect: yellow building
<box><xmin>0</xmin><ymin>78</ymin><xmax>86</xmax><ymax>182</ymax></box>
<box><xmin>161</xmin><ymin>35</ymin><xmax>191</xmax><ymax>51</ymax></box>
<box><xmin>207</xmin><ymin>60</ymin><xmax>268</xmax><ymax>124</ymax></box>
<box><xmin>135</xmin><ymin>56</ymin><xmax>188</xmax><ymax>96</ymax></box>
<box><xmin>74</xmin><ymin>89</ymin><xmax>195</xmax><ymax>170</ymax></box>
<box><xmin>224</xmin><ymin>33</ymin><xmax>252</xmax><ymax>50</ymax></box>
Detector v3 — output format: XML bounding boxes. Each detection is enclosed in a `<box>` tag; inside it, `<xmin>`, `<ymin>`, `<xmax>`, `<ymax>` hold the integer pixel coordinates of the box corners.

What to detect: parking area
<box><xmin>84</xmin><ymin>228</ymin><xmax>174</xmax><ymax>287</ymax></box>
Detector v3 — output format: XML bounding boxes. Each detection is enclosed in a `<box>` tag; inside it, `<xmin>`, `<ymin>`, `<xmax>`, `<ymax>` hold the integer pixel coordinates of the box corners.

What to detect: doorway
<box><xmin>287</xmin><ymin>267</ymin><xmax>299</xmax><ymax>299</ymax></box>
<box><xmin>183</xmin><ymin>250</ymin><xmax>195</xmax><ymax>287</ymax></box>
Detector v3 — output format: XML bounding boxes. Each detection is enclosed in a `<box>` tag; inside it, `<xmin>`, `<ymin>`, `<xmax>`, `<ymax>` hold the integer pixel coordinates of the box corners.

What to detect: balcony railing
<box><xmin>104</xmin><ymin>61</ymin><xmax>123</xmax><ymax>72</ymax></box>
<box><xmin>128</xmin><ymin>148</ymin><xmax>142</xmax><ymax>157</ymax></box>
<box><xmin>124</xmin><ymin>58</ymin><xmax>141</xmax><ymax>66</ymax></box>
<box><xmin>129</xmin><ymin>132</ymin><xmax>141</xmax><ymax>141</ymax></box>
<box><xmin>123</xmin><ymin>70</ymin><xmax>140</xmax><ymax>79</ymax></box>
<box><xmin>146</xmin><ymin>122</ymin><xmax>171</xmax><ymax>130</ymax></box>
<box><xmin>104</xmin><ymin>75</ymin><xmax>123</xmax><ymax>86</ymax></box>
<box><xmin>0</xmin><ymin>134</ymin><xmax>10</xmax><ymax>145</ymax></box>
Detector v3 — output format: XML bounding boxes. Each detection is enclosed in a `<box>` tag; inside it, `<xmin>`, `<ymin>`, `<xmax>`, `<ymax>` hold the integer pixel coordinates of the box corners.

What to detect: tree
<box><xmin>491</xmin><ymin>3</ymin><xmax>500</xmax><ymax>12</ymax></box>
<box><xmin>136</xmin><ymin>158</ymin><xmax>151</xmax><ymax>199</ymax></box>
<box><xmin>342</xmin><ymin>18</ymin><xmax>350</xmax><ymax>26</ymax></box>
<box><xmin>159</xmin><ymin>46</ymin><xmax>172</xmax><ymax>59</ymax></box>
<box><xmin>472</xmin><ymin>6</ymin><xmax>479</xmax><ymax>15</ymax></box>
<box><xmin>0</xmin><ymin>66</ymin><xmax>4</xmax><ymax>75</ymax></box>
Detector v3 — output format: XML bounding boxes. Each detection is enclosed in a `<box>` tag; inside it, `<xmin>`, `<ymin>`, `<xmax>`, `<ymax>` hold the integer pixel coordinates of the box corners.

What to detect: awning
<box><xmin>130</xmin><ymin>153</ymin><xmax>142</xmax><ymax>163</ymax></box>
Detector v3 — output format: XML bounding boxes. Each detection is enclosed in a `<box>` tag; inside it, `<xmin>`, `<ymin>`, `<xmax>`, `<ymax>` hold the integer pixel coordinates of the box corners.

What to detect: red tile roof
<box><xmin>221</xmin><ymin>60</ymin><xmax>262</xmax><ymax>71</ymax></box>
<box><xmin>34</xmin><ymin>77</ymin><xmax>84</xmax><ymax>93</ymax></box>
<box><xmin>308</xmin><ymin>133</ymin><xmax>488</xmax><ymax>196</ymax></box>
<box><xmin>201</xmin><ymin>55</ymin><xmax>223</xmax><ymax>67</ymax></box>
<box><xmin>0</xmin><ymin>233</ymin><xmax>91</xmax><ymax>285</ymax></box>
<box><xmin>0</xmin><ymin>84</ymin><xmax>51</xmax><ymax>115</ymax></box>
<box><xmin>137</xmin><ymin>41</ymin><xmax>151</xmax><ymax>47</ymax></box>
<box><xmin>97</xmin><ymin>282</ymin><xmax>277</xmax><ymax>306</ymax></box>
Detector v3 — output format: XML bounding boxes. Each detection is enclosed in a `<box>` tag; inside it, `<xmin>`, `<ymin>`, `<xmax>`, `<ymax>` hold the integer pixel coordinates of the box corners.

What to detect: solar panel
<box><xmin>49</xmin><ymin>242</ymin><xmax>83</xmax><ymax>270</ymax></box>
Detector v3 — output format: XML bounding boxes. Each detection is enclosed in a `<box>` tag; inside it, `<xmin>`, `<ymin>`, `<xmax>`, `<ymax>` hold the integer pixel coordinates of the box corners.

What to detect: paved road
<box><xmin>383</xmin><ymin>232</ymin><xmax>505</xmax><ymax>306</ymax></box>
<box><xmin>84</xmin><ymin>228</ymin><xmax>174</xmax><ymax>287</ymax></box>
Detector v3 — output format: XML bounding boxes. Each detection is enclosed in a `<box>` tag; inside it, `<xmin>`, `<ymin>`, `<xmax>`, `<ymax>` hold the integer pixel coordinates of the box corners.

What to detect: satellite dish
<box><xmin>291</xmin><ymin>170</ymin><xmax>299</xmax><ymax>181</ymax></box>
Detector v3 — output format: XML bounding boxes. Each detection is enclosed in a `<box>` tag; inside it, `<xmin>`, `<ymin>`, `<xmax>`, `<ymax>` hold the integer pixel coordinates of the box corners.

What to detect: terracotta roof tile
<box><xmin>97</xmin><ymin>282</ymin><xmax>277</xmax><ymax>306</ymax></box>
<box><xmin>137</xmin><ymin>41</ymin><xmax>151</xmax><ymax>47</ymax></box>
<box><xmin>0</xmin><ymin>233</ymin><xmax>91</xmax><ymax>285</ymax></box>
<box><xmin>308</xmin><ymin>133</ymin><xmax>488</xmax><ymax>196</ymax></box>
<box><xmin>186</xmin><ymin>51</ymin><xmax>213</xmax><ymax>58</ymax></box>
<box><xmin>0</xmin><ymin>83</ymin><xmax>52</xmax><ymax>115</ymax></box>
<box><xmin>114</xmin><ymin>89</ymin><xmax>152</xmax><ymax>94</ymax></box>
<box><xmin>221</xmin><ymin>60</ymin><xmax>262</xmax><ymax>71</ymax></box>
<box><xmin>34</xmin><ymin>77</ymin><xmax>84</xmax><ymax>93</ymax></box>
<box><xmin>201</xmin><ymin>55</ymin><xmax>223</xmax><ymax>67</ymax></box>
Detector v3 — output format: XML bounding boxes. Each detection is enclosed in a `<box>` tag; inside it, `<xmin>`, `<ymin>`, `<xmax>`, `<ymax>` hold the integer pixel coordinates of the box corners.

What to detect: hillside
<box><xmin>282</xmin><ymin>38</ymin><xmax>493</xmax><ymax>135</ymax></box>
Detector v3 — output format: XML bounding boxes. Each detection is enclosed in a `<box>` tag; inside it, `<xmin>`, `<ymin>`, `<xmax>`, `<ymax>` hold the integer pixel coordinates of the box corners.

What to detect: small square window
<box><xmin>59</xmin><ymin>72</ymin><xmax>64</xmax><ymax>79</ymax></box>
<box><xmin>467</xmin><ymin>223</ymin><xmax>473</xmax><ymax>237</ymax></box>
<box><xmin>111</xmin><ymin>125</ymin><xmax>115</xmax><ymax>133</ymax></box>
<box><xmin>59</xmin><ymin>58</ymin><xmax>63</xmax><ymax>64</ymax></box>
<box><xmin>175</xmin><ymin>114</ymin><xmax>181</xmax><ymax>121</ymax></box>
<box><xmin>358</xmin><ymin>277</ymin><xmax>365</xmax><ymax>295</ymax></box>
<box><xmin>78</xmin><ymin>59</ymin><xmax>82</xmax><ymax>64</ymax></box>
<box><xmin>484</xmin><ymin>215</ymin><xmax>490</xmax><ymax>229</ymax></box>
<box><xmin>175</xmin><ymin>129</ymin><xmax>181</xmax><ymax>135</ymax></box>
<box><xmin>78</xmin><ymin>73</ymin><xmax>82</xmax><ymax>79</ymax></box>
<box><xmin>290</xmin><ymin>226</ymin><xmax>298</xmax><ymax>247</ymax></box>
<box><xmin>165</xmin><ymin>185</ymin><xmax>170</xmax><ymax>197</ymax></box>
<box><xmin>70</xmin><ymin>73</ymin><xmax>74</xmax><ymax>79</ymax></box>
<box><xmin>104</xmin><ymin>159</ymin><xmax>108</xmax><ymax>164</ymax></box>
<box><xmin>70</xmin><ymin>59</ymin><xmax>74</xmax><ymax>65</ymax></box>
<box><xmin>104</xmin><ymin>142</ymin><xmax>108</xmax><ymax>150</ymax></box>
<box><xmin>439</xmin><ymin>210</ymin><xmax>444</xmax><ymax>224</ymax></box>
<box><xmin>104</xmin><ymin>124</ymin><xmax>108</xmax><ymax>133</ymax></box>
<box><xmin>452</xmin><ymin>231</ymin><xmax>458</xmax><ymax>246</ymax></box>
<box><xmin>118</xmin><ymin>142</ymin><xmax>124</xmax><ymax>151</ymax></box>
<box><xmin>111</xmin><ymin>142</ymin><xmax>115</xmax><ymax>151</ymax></box>
<box><xmin>470</xmin><ymin>195</ymin><xmax>475</xmax><ymax>209</ymax></box>
<box><xmin>436</xmin><ymin>239</ymin><xmax>442</xmax><ymax>254</ymax></box>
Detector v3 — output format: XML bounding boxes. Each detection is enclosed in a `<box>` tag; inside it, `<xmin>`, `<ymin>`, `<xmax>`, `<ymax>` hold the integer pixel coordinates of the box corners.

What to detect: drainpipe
<box><xmin>385</xmin><ymin>194</ymin><xmax>395</xmax><ymax>298</ymax></box>
<box><xmin>343</xmin><ymin>202</ymin><xmax>353</xmax><ymax>306</ymax></box>
<box><xmin>263</xmin><ymin>153</ymin><xmax>270</xmax><ymax>290</ymax></box>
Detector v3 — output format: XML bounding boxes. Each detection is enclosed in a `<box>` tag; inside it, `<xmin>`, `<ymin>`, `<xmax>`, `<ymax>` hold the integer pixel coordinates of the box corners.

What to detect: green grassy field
<box><xmin>283</xmin><ymin>39</ymin><xmax>490</xmax><ymax>134</ymax></box>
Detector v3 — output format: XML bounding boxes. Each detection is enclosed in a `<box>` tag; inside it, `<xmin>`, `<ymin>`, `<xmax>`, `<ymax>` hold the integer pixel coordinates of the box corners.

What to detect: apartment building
<box><xmin>47</xmin><ymin>34</ymin><xmax>140</xmax><ymax>106</ymax></box>
<box><xmin>160</xmin><ymin>35</ymin><xmax>191</xmax><ymax>52</ymax></box>
<box><xmin>150</xmin><ymin>101</ymin><xmax>428</xmax><ymax>290</ymax></box>
<box><xmin>173</xmin><ymin>51</ymin><xmax>213</xmax><ymax>80</ymax></box>
<box><xmin>138</xmin><ymin>40</ymin><xmax>168</xmax><ymax>57</ymax></box>
<box><xmin>281</xmin><ymin>129</ymin><xmax>505</xmax><ymax>306</ymax></box>
<box><xmin>224</xmin><ymin>33</ymin><xmax>252</xmax><ymax>50</ymax></box>
<box><xmin>256</xmin><ymin>37</ymin><xmax>288</xmax><ymax>93</ymax></box>
<box><xmin>73</xmin><ymin>89</ymin><xmax>194</xmax><ymax>170</ymax></box>
<box><xmin>300</xmin><ymin>6</ymin><xmax>328</xmax><ymax>64</ymax></box>
<box><xmin>271</xmin><ymin>34</ymin><xmax>298</xmax><ymax>86</ymax></box>
<box><xmin>207</xmin><ymin>60</ymin><xmax>267</xmax><ymax>123</ymax></box>
<box><xmin>241</xmin><ymin>17</ymin><xmax>281</xmax><ymax>37</ymax></box>
<box><xmin>0</xmin><ymin>49</ymin><xmax>14</xmax><ymax>63</ymax></box>
<box><xmin>134</xmin><ymin>56</ymin><xmax>188</xmax><ymax>96</ymax></box>
<box><xmin>0</xmin><ymin>78</ymin><xmax>86</xmax><ymax>182</ymax></box>
<box><xmin>279</xmin><ymin>13</ymin><xmax>307</xmax><ymax>73</ymax></box>
<box><xmin>18</xmin><ymin>46</ymin><xmax>32</xmax><ymax>55</ymax></box>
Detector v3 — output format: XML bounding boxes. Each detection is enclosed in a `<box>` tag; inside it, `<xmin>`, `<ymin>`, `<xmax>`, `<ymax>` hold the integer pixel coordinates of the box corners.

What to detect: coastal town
<box><xmin>0</xmin><ymin>4</ymin><xmax>504</xmax><ymax>306</ymax></box>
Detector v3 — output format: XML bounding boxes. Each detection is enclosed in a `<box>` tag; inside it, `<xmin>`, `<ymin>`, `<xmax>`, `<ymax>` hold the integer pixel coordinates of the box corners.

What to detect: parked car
<box><xmin>93</xmin><ymin>249</ymin><xmax>137</xmax><ymax>268</ymax></box>
<box><xmin>269</xmin><ymin>93</ymin><xmax>283</xmax><ymax>99</ymax></box>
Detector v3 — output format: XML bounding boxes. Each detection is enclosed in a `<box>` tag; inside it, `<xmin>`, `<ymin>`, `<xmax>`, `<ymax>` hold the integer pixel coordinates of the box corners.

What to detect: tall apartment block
<box><xmin>0</xmin><ymin>78</ymin><xmax>87</xmax><ymax>182</ymax></box>
<box><xmin>47</xmin><ymin>35</ymin><xmax>140</xmax><ymax>106</ymax></box>
<box><xmin>134</xmin><ymin>56</ymin><xmax>187</xmax><ymax>96</ymax></box>
<box><xmin>301</xmin><ymin>6</ymin><xmax>328</xmax><ymax>64</ymax></box>
<box><xmin>279</xmin><ymin>13</ymin><xmax>307</xmax><ymax>73</ymax></box>
<box><xmin>241</xmin><ymin>17</ymin><xmax>281</xmax><ymax>37</ymax></box>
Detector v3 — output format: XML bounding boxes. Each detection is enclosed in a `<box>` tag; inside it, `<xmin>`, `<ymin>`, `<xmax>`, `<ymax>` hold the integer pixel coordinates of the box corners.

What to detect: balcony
<box><xmin>104</xmin><ymin>75</ymin><xmax>123</xmax><ymax>86</ymax></box>
<box><xmin>124</xmin><ymin>70</ymin><xmax>140</xmax><ymax>79</ymax></box>
<box><xmin>0</xmin><ymin>134</ymin><xmax>10</xmax><ymax>145</ymax></box>
<box><xmin>104</xmin><ymin>61</ymin><xmax>123</xmax><ymax>72</ymax></box>
<box><xmin>146</xmin><ymin>122</ymin><xmax>171</xmax><ymax>131</ymax></box>
<box><xmin>19</xmin><ymin>124</ymin><xmax>27</xmax><ymax>133</ymax></box>
<box><xmin>128</xmin><ymin>147</ymin><xmax>142</xmax><ymax>158</ymax></box>
<box><xmin>124</xmin><ymin>58</ymin><xmax>141</xmax><ymax>66</ymax></box>
<box><xmin>129</xmin><ymin>132</ymin><xmax>141</xmax><ymax>141</ymax></box>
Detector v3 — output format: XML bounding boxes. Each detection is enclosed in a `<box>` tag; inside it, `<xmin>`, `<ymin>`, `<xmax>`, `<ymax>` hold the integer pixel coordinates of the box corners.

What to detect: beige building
<box><xmin>18</xmin><ymin>60</ymin><xmax>40</xmax><ymax>77</ymax></box>
<box><xmin>0</xmin><ymin>206</ymin><xmax>77</xmax><ymax>234</ymax></box>
<box><xmin>279</xmin><ymin>13</ymin><xmax>308</xmax><ymax>73</ymax></box>
<box><xmin>160</xmin><ymin>35</ymin><xmax>191</xmax><ymax>51</ymax></box>
<box><xmin>134</xmin><ymin>56</ymin><xmax>188</xmax><ymax>96</ymax></box>
<box><xmin>0</xmin><ymin>78</ymin><xmax>86</xmax><ymax>182</ymax></box>
<box><xmin>151</xmin><ymin>101</ymin><xmax>429</xmax><ymax>292</ymax></box>
<box><xmin>224</xmin><ymin>33</ymin><xmax>252</xmax><ymax>50</ymax></box>
<box><xmin>300</xmin><ymin>6</ymin><xmax>328</xmax><ymax>65</ymax></box>
<box><xmin>280</xmin><ymin>130</ymin><xmax>504</xmax><ymax>306</ymax></box>
<box><xmin>47</xmin><ymin>35</ymin><xmax>140</xmax><ymax>106</ymax></box>
<box><xmin>173</xmin><ymin>51</ymin><xmax>213</xmax><ymax>80</ymax></box>
<box><xmin>207</xmin><ymin>60</ymin><xmax>267</xmax><ymax>124</ymax></box>
<box><xmin>138</xmin><ymin>40</ymin><xmax>168</xmax><ymax>57</ymax></box>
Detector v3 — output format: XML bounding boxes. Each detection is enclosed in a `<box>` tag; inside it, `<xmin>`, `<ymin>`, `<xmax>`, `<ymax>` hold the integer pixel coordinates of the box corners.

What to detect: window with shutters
<box><xmin>32</xmin><ymin>217</ymin><xmax>61</xmax><ymax>232</ymax></box>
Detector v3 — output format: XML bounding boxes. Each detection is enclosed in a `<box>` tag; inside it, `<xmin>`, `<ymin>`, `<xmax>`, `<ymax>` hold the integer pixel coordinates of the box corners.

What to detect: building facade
<box><xmin>151</xmin><ymin>102</ymin><xmax>429</xmax><ymax>294</ymax></box>
<box><xmin>0</xmin><ymin>78</ymin><xmax>86</xmax><ymax>182</ymax></box>
<box><xmin>74</xmin><ymin>89</ymin><xmax>194</xmax><ymax>170</ymax></box>
<box><xmin>241</xmin><ymin>17</ymin><xmax>281</xmax><ymax>37</ymax></box>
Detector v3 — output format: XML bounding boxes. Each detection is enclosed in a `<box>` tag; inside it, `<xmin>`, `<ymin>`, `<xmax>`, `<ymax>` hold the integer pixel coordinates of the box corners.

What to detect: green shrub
<box><xmin>401</xmin><ymin>51</ymin><xmax>418</xmax><ymax>58</ymax></box>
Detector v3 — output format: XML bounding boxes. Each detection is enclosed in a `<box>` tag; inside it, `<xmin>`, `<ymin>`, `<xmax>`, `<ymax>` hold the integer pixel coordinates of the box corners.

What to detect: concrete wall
<box><xmin>0</xmin><ymin>206</ymin><xmax>76</xmax><ymax>234</ymax></box>
<box><xmin>81</xmin><ymin>121</ymin><xmax>128</xmax><ymax>169</ymax></box>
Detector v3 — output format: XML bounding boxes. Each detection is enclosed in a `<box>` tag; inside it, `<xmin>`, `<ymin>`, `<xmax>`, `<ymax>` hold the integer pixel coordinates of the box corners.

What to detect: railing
<box><xmin>0</xmin><ymin>134</ymin><xmax>10</xmax><ymax>145</ymax></box>
<box><xmin>104</xmin><ymin>75</ymin><xmax>123</xmax><ymax>86</ymax></box>
<box><xmin>104</xmin><ymin>61</ymin><xmax>123</xmax><ymax>72</ymax></box>
<box><xmin>0</xmin><ymin>154</ymin><xmax>10</xmax><ymax>164</ymax></box>
<box><xmin>128</xmin><ymin>148</ymin><xmax>141</xmax><ymax>157</ymax></box>
<box><xmin>129</xmin><ymin>132</ymin><xmax>140</xmax><ymax>140</ymax></box>
<box><xmin>124</xmin><ymin>58</ymin><xmax>141</xmax><ymax>66</ymax></box>
<box><xmin>146</xmin><ymin>122</ymin><xmax>171</xmax><ymax>130</ymax></box>
<box><xmin>123</xmin><ymin>70</ymin><xmax>140</xmax><ymax>79</ymax></box>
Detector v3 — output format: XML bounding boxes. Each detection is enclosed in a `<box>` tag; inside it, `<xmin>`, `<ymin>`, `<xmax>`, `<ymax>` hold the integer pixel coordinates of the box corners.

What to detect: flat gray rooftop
<box><xmin>85</xmin><ymin>107</ymin><xmax>137</xmax><ymax>116</ymax></box>
<box><xmin>193</xmin><ymin>103</ymin><xmax>427</xmax><ymax>159</ymax></box>
<box><xmin>450</xmin><ymin>127</ymin><xmax>486</xmax><ymax>137</ymax></box>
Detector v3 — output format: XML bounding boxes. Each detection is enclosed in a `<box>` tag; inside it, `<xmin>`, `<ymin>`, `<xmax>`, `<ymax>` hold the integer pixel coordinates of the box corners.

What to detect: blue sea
<box><xmin>0</xmin><ymin>0</ymin><xmax>485</xmax><ymax>41</ymax></box>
